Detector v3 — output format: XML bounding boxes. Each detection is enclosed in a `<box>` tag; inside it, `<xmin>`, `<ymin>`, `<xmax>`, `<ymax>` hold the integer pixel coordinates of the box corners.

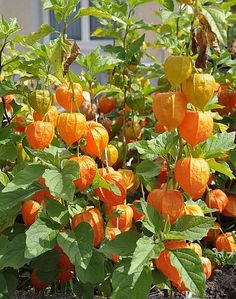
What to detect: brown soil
<box><xmin>13</xmin><ymin>267</ymin><xmax>236</xmax><ymax>299</ymax></box>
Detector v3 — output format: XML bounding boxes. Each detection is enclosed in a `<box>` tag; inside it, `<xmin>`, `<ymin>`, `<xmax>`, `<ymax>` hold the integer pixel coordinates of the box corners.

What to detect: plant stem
<box><xmin>67</xmin><ymin>72</ymin><xmax>80</xmax><ymax>113</ymax></box>
<box><xmin>0</xmin><ymin>36</ymin><xmax>7</xmax><ymax>74</ymax></box>
<box><xmin>121</xmin><ymin>5</ymin><xmax>134</xmax><ymax>168</ymax></box>
<box><xmin>1</xmin><ymin>96</ymin><xmax>11</xmax><ymax>125</ymax></box>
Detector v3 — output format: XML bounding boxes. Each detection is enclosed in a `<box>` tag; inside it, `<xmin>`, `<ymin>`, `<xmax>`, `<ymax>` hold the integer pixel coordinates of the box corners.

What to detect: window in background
<box><xmin>48</xmin><ymin>0</ymin><xmax>112</xmax><ymax>48</ymax></box>
<box><xmin>49</xmin><ymin>4</ymin><xmax>81</xmax><ymax>40</ymax></box>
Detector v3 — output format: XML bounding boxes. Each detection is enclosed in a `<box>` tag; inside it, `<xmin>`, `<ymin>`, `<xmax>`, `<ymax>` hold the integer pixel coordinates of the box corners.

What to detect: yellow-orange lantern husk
<box><xmin>222</xmin><ymin>194</ymin><xmax>236</xmax><ymax>217</ymax></box>
<box><xmin>108</xmin><ymin>204</ymin><xmax>133</xmax><ymax>232</ymax></box>
<box><xmin>205</xmin><ymin>189</ymin><xmax>229</xmax><ymax>213</ymax></box>
<box><xmin>71</xmin><ymin>208</ymin><xmax>104</xmax><ymax>247</ymax></box>
<box><xmin>179</xmin><ymin>111</ymin><xmax>213</xmax><ymax>147</ymax></box>
<box><xmin>154</xmin><ymin>241</ymin><xmax>188</xmax><ymax>290</ymax></box>
<box><xmin>105</xmin><ymin>227</ymin><xmax>121</xmax><ymax>263</ymax></box>
<box><xmin>216</xmin><ymin>232</ymin><xmax>236</xmax><ymax>252</ymax></box>
<box><xmin>96</xmin><ymin>171</ymin><xmax>126</xmax><ymax>207</ymax></box>
<box><xmin>174</xmin><ymin>157</ymin><xmax>210</xmax><ymax>199</ymax></box>
<box><xmin>200</xmin><ymin>257</ymin><xmax>212</xmax><ymax>279</ymax></box>
<box><xmin>188</xmin><ymin>242</ymin><xmax>202</xmax><ymax>257</ymax></box>
<box><xmin>202</xmin><ymin>222</ymin><xmax>221</xmax><ymax>245</ymax></box>
<box><xmin>181</xmin><ymin>73</ymin><xmax>215</xmax><ymax>110</ymax></box>
<box><xmin>26</xmin><ymin>121</ymin><xmax>54</xmax><ymax>150</ymax></box>
<box><xmin>82</xmin><ymin>121</ymin><xmax>109</xmax><ymax>158</ymax></box>
<box><xmin>147</xmin><ymin>189</ymin><xmax>185</xmax><ymax>224</ymax></box>
<box><xmin>152</xmin><ymin>92</ymin><xmax>187</xmax><ymax>131</ymax></box>
<box><xmin>131</xmin><ymin>200</ymin><xmax>145</xmax><ymax>221</ymax></box>
<box><xmin>56</xmin><ymin>83</ymin><xmax>83</xmax><ymax>111</ymax></box>
<box><xmin>57</xmin><ymin>113</ymin><xmax>87</xmax><ymax>146</ymax></box>
<box><xmin>184</xmin><ymin>204</ymin><xmax>204</xmax><ymax>216</ymax></box>
<box><xmin>70</xmin><ymin>155</ymin><xmax>97</xmax><ymax>191</ymax></box>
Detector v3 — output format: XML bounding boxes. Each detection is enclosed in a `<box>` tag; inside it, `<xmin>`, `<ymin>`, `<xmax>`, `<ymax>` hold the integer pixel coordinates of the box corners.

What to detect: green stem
<box><xmin>121</xmin><ymin>5</ymin><xmax>134</xmax><ymax>168</ymax></box>
<box><xmin>67</xmin><ymin>72</ymin><xmax>80</xmax><ymax>113</ymax></box>
<box><xmin>0</xmin><ymin>36</ymin><xmax>7</xmax><ymax>74</ymax></box>
<box><xmin>1</xmin><ymin>96</ymin><xmax>11</xmax><ymax>125</ymax></box>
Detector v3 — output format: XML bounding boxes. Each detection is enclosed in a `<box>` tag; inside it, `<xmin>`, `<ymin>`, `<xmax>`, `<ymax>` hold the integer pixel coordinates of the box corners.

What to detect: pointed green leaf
<box><xmin>141</xmin><ymin>201</ymin><xmax>164</xmax><ymax>234</ymax></box>
<box><xmin>0</xmin><ymin>185</ymin><xmax>40</xmax><ymax>210</ymax></box>
<box><xmin>43</xmin><ymin>160</ymin><xmax>80</xmax><ymax>202</ymax></box>
<box><xmin>3</xmin><ymin>164</ymin><xmax>46</xmax><ymax>192</ymax></box>
<box><xmin>136</xmin><ymin>160</ymin><xmax>161</xmax><ymax>178</ymax></box>
<box><xmin>169</xmin><ymin>249</ymin><xmax>205</xmax><ymax>298</ymax></box>
<box><xmin>0</xmin><ymin>234</ymin><xmax>30</xmax><ymax>270</ymax></box>
<box><xmin>22</xmin><ymin>24</ymin><xmax>55</xmax><ymax>45</ymax></box>
<box><xmin>25</xmin><ymin>216</ymin><xmax>59</xmax><ymax>258</ymax></box>
<box><xmin>75</xmin><ymin>251</ymin><xmax>105</xmax><ymax>284</ymax></box>
<box><xmin>46</xmin><ymin>199</ymin><xmax>70</xmax><ymax>226</ymax></box>
<box><xmin>202</xmin><ymin>6</ymin><xmax>227</xmax><ymax>45</ymax></box>
<box><xmin>57</xmin><ymin>222</ymin><xmax>93</xmax><ymax>269</ymax></box>
<box><xmin>199</xmin><ymin>132</ymin><xmax>236</xmax><ymax>159</ymax></box>
<box><xmin>128</xmin><ymin>237</ymin><xmax>164</xmax><ymax>274</ymax></box>
<box><xmin>152</xmin><ymin>269</ymin><xmax>171</xmax><ymax>290</ymax></box>
<box><xmin>208</xmin><ymin>159</ymin><xmax>235</xmax><ymax>179</ymax></box>
<box><xmin>0</xmin><ymin>172</ymin><xmax>9</xmax><ymax>187</ymax></box>
<box><xmin>112</xmin><ymin>260</ymin><xmax>152</xmax><ymax>299</ymax></box>
<box><xmin>99</xmin><ymin>231</ymin><xmax>140</xmax><ymax>257</ymax></box>
<box><xmin>170</xmin><ymin>216</ymin><xmax>215</xmax><ymax>241</ymax></box>
<box><xmin>0</xmin><ymin>269</ymin><xmax>18</xmax><ymax>299</ymax></box>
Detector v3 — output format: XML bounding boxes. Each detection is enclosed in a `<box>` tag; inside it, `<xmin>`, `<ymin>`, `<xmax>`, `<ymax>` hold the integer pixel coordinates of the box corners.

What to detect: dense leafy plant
<box><xmin>0</xmin><ymin>0</ymin><xmax>236</xmax><ymax>298</ymax></box>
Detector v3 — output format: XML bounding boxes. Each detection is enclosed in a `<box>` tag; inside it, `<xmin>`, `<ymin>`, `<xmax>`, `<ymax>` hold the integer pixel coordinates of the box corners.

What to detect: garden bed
<box><xmin>13</xmin><ymin>267</ymin><xmax>236</xmax><ymax>299</ymax></box>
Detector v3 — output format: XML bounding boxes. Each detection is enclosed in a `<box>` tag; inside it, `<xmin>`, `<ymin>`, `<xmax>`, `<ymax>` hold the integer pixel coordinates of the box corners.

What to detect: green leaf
<box><xmin>22</xmin><ymin>24</ymin><xmax>55</xmax><ymax>45</ymax></box>
<box><xmin>57</xmin><ymin>222</ymin><xmax>93</xmax><ymax>269</ymax></box>
<box><xmin>92</xmin><ymin>172</ymin><xmax>121</xmax><ymax>195</ymax></box>
<box><xmin>31</xmin><ymin>250</ymin><xmax>59</xmax><ymax>283</ymax></box>
<box><xmin>31</xmin><ymin>250</ymin><xmax>59</xmax><ymax>274</ymax></box>
<box><xmin>129</xmin><ymin>132</ymin><xmax>178</xmax><ymax>160</ymax></box>
<box><xmin>0</xmin><ymin>128</ymin><xmax>21</xmax><ymax>145</ymax></box>
<box><xmin>42</xmin><ymin>0</ymin><xmax>80</xmax><ymax>22</ymax></box>
<box><xmin>141</xmin><ymin>201</ymin><xmax>164</xmax><ymax>235</ymax></box>
<box><xmin>99</xmin><ymin>231</ymin><xmax>140</xmax><ymax>257</ymax></box>
<box><xmin>72</xmin><ymin>7</ymin><xmax>112</xmax><ymax>24</ymax></box>
<box><xmin>112</xmin><ymin>260</ymin><xmax>152</xmax><ymax>299</ymax></box>
<box><xmin>3</xmin><ymin>164</ymin><xmax>46</xmax><ymax>192</ymax></box>
<box><xmin>46</xmin><ymin>199</ymin><xmax>70</xmax><ymax>226</ymax></box>
<box><xmin>169</xmin><ymin>249</ymin><xmax>205</xmax><ymax>298</ymax></box>
<box><xmin>131</xmin><ymin>266</ymin><xmax>153</xmax><ymax>299</ymax></box>
<box><xmin>0</xmin><ymin>103</ymin><xmax>3</xmax><ymax>126</ymax></box>
<box><xmin>0</xmin><ymin>204</ymin><xmax>20</xmax><ymax>233</ymax></box>
<box><xmin>208</xmin><ymin>159</ymin><xmax>235</xmax><ymax>179</ymax></box>
<box><xmin>0</xmin><ymin>185</ymin><xmax>40</xmax><ymax>210</ymax></box>
<box><xmin>0</xmin><ymin>81</ymin><xmax>28</xmax><ymax>98</ymax></box>
<box><xmin>127</xmin><ymin>34</ymin><xmax>145</xmax><ymax>59</ymax></box>
<box><xmin>152</xmin><ymin>269</ymin><xmax>171</xmax><ymax>290</ymax></box>
<box><xmin>75</xmin><ymin>250</ymin><xmax>105</xmax><ymax>284</ymax></box>
<box><xmin>0</xmin><ymin>172</ymin><xmax>9</xmax><ymax>187</ymax></box>
<box><xmin>160</xmin><ymin>0</ymin><xmax>174</xmax><ymax>11</ymax></box>
<box><xmin>25</xmin><ymin>146</ymin><xmax>71</xmax><ymax>167</ymax></box>
<box><xmin>199</xmin><ymin>132</ymin><xmax>236</xmax><ymax>159</ymax></box>
<box><xmin>92</xmin><ymin>173</ymin><xmax>110</xmax><ymax>189</ymax></box>
<box><xmin>202</xmin><ymin>6</ymin><xmax>227</xmax><ymax>45</ymax></box>
<box><xmin>49</xmin><ymin>38</ymin><xmax>63</xmax><ymax>78</ymax></box>
<box><xmin>0</xmin><ymin>144</ymin><xmax>17</xmax><ymax>162</ymax></box>
<box><xmin>128</xmin><ymin>237</ymin><xmax>164</xmax><ymax>274</ymax></box>
<box><xmin>0</xmin><ymin>234</ymin><xmax>30</xmax><ymax>270</ymax></box>
<box><xmin>25</xmin><ymin>216</ymin><xmax>59</xmax><ymax>258</ymax></box>
<box><xmin>0</xmin><ymin>269</ymin><xmax>18</xmax><ymax>299</ymax></box>
<box><xmin>43</xmin><ymin>160</ymin><xmax>80</xmax><ymax>202</ymax></box>
<box><xmin>0</xmin><ymin>16</ymin><xmax>20</xmax><ymax>38</ymax></box>
<box><xmin>73</xmin><ymin>281</ymin><xmax>94</xmax><ymax>299</ymax></box>
<box><xmin>170</xmin><ymin>216</ymin><xmax>215</xmax><ymax>242</ymax></box>
<box><xmin>136</xmin><ymin>160</ymin><xmax>161</xmax><ymax>178</ymax></box>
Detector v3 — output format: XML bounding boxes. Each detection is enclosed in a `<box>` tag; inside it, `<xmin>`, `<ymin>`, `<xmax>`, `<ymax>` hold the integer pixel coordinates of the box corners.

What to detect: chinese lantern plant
<box><xmin>0</xmin><ymin>0</ymin><xmax>235</xmax><ymax>298</ymax></box>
